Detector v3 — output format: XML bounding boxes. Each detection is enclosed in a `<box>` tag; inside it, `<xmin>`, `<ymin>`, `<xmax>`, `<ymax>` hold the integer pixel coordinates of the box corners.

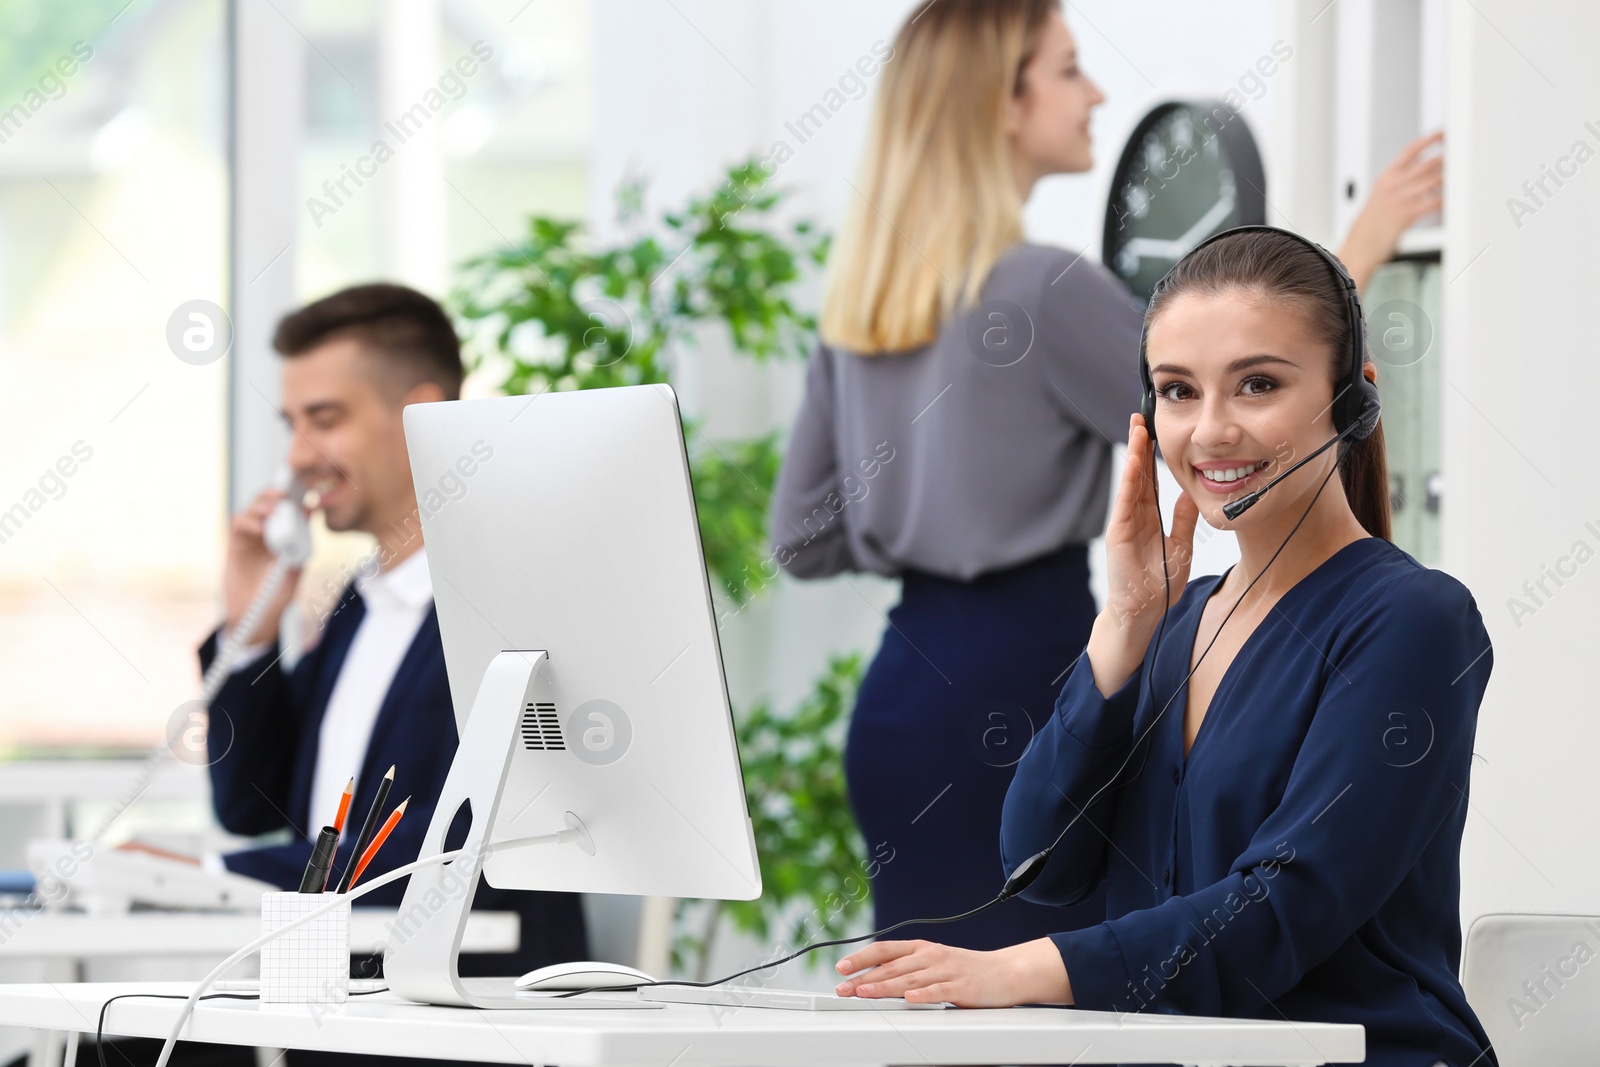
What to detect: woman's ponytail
<box><xmin>1338</xmin><ymin>392</ymin><xmax>1392</xmax><ymax>541</ymax></box>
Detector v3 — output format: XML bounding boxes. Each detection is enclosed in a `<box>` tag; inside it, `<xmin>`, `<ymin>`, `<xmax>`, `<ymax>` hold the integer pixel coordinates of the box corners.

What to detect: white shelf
<box><xmin>1395</xmin><ymin>224</ymin><xmax>1443</xmax><ymax>257</ymax></box>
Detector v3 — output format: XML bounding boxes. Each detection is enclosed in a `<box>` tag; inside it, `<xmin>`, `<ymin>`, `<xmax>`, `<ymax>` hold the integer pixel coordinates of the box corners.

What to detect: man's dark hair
<box><xmin>272</xmin><ymin>283</ymin><xmax>464</xmax><ymax>401</ymax></box>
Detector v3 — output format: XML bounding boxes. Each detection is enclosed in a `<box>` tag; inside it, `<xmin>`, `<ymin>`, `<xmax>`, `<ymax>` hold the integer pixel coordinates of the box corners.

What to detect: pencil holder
<box><xmin>260</xmin><ymin>891</ymin><xmax>350</xmax><ymax>1004</ymax></box>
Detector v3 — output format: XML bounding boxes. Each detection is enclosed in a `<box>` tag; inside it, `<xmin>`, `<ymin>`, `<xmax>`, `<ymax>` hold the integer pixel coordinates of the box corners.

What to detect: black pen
<box><xmin>298</xmin><ymin>826</ymin><xmax>340</xmax><ymax>893</ymax></box>
<box><xmin>335</xmin><ymin>765</ymin><xmax>394</xmax><ymax>894</ymax></box>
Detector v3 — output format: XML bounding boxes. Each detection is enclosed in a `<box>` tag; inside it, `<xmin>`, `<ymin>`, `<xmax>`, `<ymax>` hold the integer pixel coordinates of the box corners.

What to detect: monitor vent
<box><xmin>520</xmin><ymin>702</ymin><xmax>565</xmax><ymax>751</ymax></box>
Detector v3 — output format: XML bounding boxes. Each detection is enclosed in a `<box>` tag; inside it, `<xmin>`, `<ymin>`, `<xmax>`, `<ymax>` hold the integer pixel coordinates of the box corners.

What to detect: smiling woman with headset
<box><xmin>830</xmin><ymin>226</ymin><xmax>1500</xmax><ymax>1067</ymax></box>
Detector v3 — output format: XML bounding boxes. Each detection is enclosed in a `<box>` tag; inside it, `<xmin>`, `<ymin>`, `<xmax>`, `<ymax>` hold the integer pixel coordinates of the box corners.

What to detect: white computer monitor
<box><xmin>386</xmin><ymin>383</ymin><xmax>760</xmax><ymax>1008</ymax></box>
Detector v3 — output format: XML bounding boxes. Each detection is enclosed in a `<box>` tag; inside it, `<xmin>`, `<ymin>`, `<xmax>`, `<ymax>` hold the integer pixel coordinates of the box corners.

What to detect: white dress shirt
<box><xmin>206</xmin><ymin>549</ymin><xmax>433</xmax><ymax>874</ymax></box>
<box><xmin>305</xmin><ymin>547</ymin><xmax>434</xmax><ymax>836</ymax></box>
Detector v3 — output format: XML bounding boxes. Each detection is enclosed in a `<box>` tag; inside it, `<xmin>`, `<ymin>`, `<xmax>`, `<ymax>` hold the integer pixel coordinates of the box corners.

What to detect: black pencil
<box><xmin>334</xmin><ymin>764</ymin><xmax>393</xmax><ymax>894</ymax></box>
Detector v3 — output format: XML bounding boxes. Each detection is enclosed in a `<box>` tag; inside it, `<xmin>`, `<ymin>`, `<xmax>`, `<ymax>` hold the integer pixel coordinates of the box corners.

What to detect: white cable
<box><xmin>199</xmin><ymin>555</ymin><xmax>295</xmax><ymax>706</ymax></box>
<box><xmin>148</xmin><ymin>849</ymin><xmax>463</xmax><ymax>1067</ymax></box>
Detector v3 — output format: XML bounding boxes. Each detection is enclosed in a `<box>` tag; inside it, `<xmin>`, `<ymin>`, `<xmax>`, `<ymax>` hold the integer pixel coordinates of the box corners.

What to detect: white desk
<box><xmin>0</xmin><ymin>914</ymin><xmax>517</xmax><ymax>1067</ymax></box>
<box><xmin>0</xmin><ymin>981</ymin><xmax>1365</xmax><ymax>1066</ymax></box>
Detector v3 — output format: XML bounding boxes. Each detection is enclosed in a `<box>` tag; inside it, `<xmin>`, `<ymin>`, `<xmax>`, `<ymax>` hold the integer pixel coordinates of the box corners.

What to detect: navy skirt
<box><xmin>845</xmin><ymin>542</ymin><xmax>1108</xmax><ymax>950</ymax></box>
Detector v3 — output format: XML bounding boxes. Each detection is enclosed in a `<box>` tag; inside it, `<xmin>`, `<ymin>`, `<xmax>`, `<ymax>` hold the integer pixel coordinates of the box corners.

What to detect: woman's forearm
<box><xmin>1086</xmin><ymin>609</ymin><xmax>1148</xmax><ymax>698</ymax></box>
<box><xmin>1014</xmin><ymin>938</ymin><xmax>1074</xmax><ymax>1005</ymax></box>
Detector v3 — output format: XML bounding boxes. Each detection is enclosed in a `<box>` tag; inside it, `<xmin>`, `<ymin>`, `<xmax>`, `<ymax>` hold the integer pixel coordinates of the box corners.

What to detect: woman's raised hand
<box><xmin>1086</xmin><ymin>412</ymin><xmax>1200</xmax><ymax>696</ymax></box>
<box><xmin>1337</xmin><ymin>130</ymin><xmax>1444</xmax><ymax>293</ymax></box>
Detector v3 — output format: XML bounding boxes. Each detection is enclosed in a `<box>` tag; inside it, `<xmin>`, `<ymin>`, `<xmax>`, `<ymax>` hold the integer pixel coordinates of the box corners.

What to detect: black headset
<box><xmin>1137</xmin><ymin>224</ymin><xmax>1382</xmax><ymax>451</ymax></box>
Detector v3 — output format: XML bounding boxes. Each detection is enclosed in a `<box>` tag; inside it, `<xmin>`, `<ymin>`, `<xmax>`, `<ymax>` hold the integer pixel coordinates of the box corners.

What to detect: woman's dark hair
<box><xmin>1146</xmin><ymin>229</ymin><xmax>1392</xmax><ymax>541</ymax></box>
<box><xmin>273</xmin><ymin>282</ymin><xmax>464</xmax><ymax>401</ymax></box>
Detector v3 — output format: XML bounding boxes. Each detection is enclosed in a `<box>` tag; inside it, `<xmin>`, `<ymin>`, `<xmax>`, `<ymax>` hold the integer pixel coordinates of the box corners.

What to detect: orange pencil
<box><xmin>335</xmin><ymin>765</ymin><xmax>393</xmax><ymax>894</ymax></box>
<box><xmin>347</xmin><ymin>797</ymin><xmax>409</xmax><ymax>890</ymax></box>
<box><xmin>332</xmin><ymin>777</ymin><xmax>355</xmax><ymax>833</ymax></box>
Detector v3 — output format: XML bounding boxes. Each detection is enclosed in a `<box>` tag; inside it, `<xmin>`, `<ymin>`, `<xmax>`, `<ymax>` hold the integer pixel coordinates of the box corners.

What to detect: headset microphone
<box><xmin>1220</xmin><ymin>419</ymin><xmax>1364</xmax><ymax>521</ymax></box>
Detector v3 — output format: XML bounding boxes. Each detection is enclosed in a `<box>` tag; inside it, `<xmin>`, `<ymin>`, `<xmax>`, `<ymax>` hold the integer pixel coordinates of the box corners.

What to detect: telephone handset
<box><xmin>198</xmin><ymin>464</ymin><xmax>313</xmax><ymax>703</ymax></box>
<box><xmin>263</xmin><ymin>464</ymin><xmax>312</xmax><ymax>566</ymax></box>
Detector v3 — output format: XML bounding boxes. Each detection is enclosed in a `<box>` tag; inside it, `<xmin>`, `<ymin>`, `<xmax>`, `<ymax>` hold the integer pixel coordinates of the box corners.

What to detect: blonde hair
<box><xmin>820</xmin><ymin>0</ymin><xmax>1058</xmax><ymax>354</ymax></box>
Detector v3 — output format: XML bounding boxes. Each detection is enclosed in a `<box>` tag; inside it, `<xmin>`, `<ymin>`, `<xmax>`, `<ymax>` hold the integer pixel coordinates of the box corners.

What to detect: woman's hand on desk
<box><xmin>834</xmin><ymin>937</ymin><xmax>1072</xmax><ymax>1007</ymax></box>
<box><xmin>1091</xmin><ymin>413</ymin><xmax>1199</xmax><ymax>696</ymax></box>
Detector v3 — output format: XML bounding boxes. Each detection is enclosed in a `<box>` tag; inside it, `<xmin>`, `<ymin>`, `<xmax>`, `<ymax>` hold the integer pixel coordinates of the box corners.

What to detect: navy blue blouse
<box><xmin>1001</xmin><ymin>537</ymin><xmax>1498</xmax><ymax>1067</ymax></box>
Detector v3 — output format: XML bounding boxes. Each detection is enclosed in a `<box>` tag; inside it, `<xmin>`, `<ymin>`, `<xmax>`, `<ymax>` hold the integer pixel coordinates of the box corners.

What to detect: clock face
<box><xmin>1102</xmin><ymin>101</ymin><xmax>1266</xmax><ymax>305</ymax></box>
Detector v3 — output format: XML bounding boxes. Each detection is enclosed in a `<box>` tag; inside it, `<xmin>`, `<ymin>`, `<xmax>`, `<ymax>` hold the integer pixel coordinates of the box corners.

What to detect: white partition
<box><xmin>1440</xmin><ymin>0</ymin><xmax>1600</xmax><ymax>928</ymax></box>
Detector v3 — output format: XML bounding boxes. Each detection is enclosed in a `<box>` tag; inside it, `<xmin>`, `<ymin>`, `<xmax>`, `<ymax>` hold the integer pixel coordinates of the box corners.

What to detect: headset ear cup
<box><xmin>1139</xmin><ymin>346</ymin><xmax>1159</xmax><ymax>460</ymax></box>
<box><xmin>1355</xmin><ymin>377</ymin><xmax>1382</xmax><ymax>440</ymax></box>
<box><xmin>1333</xmin><ymin>379</ymin><xmax>1379</xmax><ymax>441</ymax></box>
<box><xmin>1337</xmin><ymin>376</ymin><xmax>1382</xmax><ymax>441</ymax></box>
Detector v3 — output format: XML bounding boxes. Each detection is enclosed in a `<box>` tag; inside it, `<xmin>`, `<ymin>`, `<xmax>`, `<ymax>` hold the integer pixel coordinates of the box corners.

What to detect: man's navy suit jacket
<box><xmin>199</xmin><ymin>583</ymin><xmax>587</xmax><ymax>977</ymax></box>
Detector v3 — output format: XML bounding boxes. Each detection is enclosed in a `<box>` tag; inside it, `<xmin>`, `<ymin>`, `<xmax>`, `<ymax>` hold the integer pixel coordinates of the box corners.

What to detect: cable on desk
<box><xmin>96</xmin><ymin>994</ymin><xmax>254</xmax><ymax>1067</ymax></box>
<box><xmin>94</xmin><ymin>988</ymin><xmax>388</xmax><ymax>1067</ymax></box>
<box><xmin>556</xmin><ymin>895</ymin><xmax>1003</xmax><ymax>999</ymax></box>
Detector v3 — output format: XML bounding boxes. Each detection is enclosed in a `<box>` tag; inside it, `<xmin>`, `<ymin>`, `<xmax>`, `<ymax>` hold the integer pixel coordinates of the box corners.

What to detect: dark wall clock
<box><xmin>1102</xmin><ymin>100</ymin><xmax>1267</xmax><ymax>306</ymax></box>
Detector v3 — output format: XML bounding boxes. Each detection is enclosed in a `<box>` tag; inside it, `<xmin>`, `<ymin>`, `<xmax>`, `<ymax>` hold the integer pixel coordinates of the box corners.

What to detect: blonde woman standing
<box><xmin>769</xmin><ymin>0</ymin><xmax>1133</xmax><ymax>949</ymax></box>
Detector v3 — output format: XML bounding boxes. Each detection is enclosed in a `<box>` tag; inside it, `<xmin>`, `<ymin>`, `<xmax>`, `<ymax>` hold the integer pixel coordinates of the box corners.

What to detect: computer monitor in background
<box><xmin>386</xmin><ymin>384</ymin><xmax>760</xmax><ymax>1008</ymax></box>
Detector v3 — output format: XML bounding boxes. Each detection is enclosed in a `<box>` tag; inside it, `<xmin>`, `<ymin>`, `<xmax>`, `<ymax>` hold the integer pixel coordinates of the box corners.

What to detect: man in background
<box><xmin>200</xmin><ymin>283</ymin><xmax>587</xmax><ymax>985</ymax></box>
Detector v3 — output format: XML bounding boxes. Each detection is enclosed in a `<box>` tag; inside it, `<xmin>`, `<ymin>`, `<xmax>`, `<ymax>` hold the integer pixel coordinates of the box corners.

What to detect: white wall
<box><xmin>591</xmin><ymin>0</ymin><xmax>1277</xmax><ymax>712</ymax></box>
<box><xmin>1442</xmin><ymin>0</ymin><xmax>1600</xmax><ymax>923</ymax></box>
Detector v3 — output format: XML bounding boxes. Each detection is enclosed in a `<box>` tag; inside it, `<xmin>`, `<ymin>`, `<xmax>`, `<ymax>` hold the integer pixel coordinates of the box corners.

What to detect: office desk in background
<box><xmin>0</xmin><ymin>760</ymin><xmax>209</xmax><ymax>842</ymax></box>
<box><xmin>0</xmin><ymin>980</ymin><xmax>1365</xmax><ymax>1067</ymax></box>
<box><xmin>0</xmin><ymin>910</ymin><xmax>519</xmax><ymax>963</ymax></box>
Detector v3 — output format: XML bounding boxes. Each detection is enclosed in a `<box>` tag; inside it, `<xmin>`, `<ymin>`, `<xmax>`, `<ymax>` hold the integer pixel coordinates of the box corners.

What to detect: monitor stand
<box><xmin>383</xmin><ymin>650</ymin><xmax>655</xmax><ymax>1010</ymax></box>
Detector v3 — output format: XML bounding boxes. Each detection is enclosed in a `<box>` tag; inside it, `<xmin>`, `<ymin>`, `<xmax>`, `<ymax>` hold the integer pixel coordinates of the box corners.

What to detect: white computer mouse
<box><xmin>514</xmin><ymin>960</ymin><xmax>658</xmax><ymax>992</ymax></box>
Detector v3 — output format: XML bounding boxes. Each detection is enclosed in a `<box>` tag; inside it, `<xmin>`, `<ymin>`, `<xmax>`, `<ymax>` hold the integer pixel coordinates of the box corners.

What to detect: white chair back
<box><xmin>1461</xmin><ymin>912</ymin><xmax>1600</xmax><ymax>1065</ymax></box>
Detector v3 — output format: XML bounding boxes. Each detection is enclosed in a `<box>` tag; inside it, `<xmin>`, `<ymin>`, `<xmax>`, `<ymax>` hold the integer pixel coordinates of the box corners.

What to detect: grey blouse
<box><xmin>768</xmin><ymin>241</ymin><xmax>1145</xmax><ymax>582</ymax></box>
